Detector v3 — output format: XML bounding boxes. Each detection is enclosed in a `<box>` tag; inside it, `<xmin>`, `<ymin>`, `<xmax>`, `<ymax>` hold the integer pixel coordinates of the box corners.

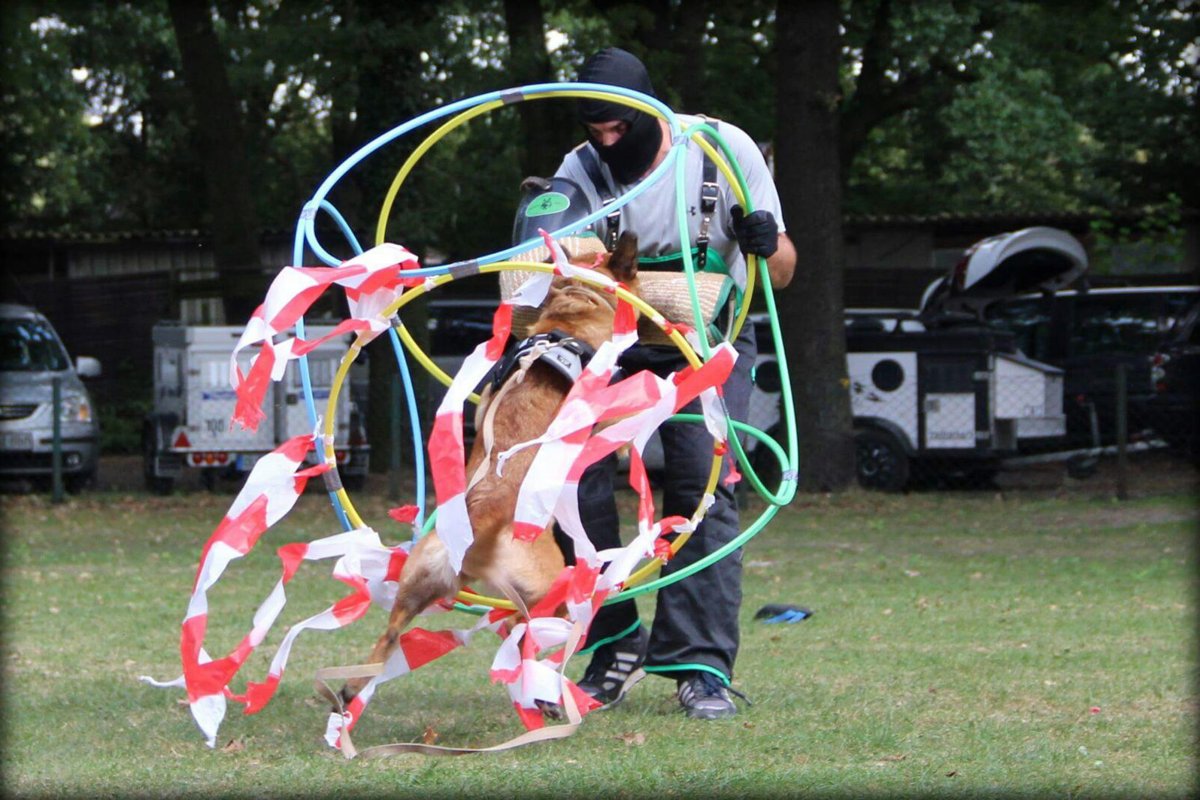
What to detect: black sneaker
<box><xmin>577</xmin><ymin>627</ymin><xmax>648</xmax><ymax>708</ymax></box>
<box><xmin>676</xmin><ymin>671</ymin><xmax>749</xmax><ymax>720</ymax></box>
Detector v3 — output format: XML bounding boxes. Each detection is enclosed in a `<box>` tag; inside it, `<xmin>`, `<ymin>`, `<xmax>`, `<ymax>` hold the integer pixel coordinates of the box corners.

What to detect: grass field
<box><xmin>2</xmin><ymin>474</ymin><xmax>1196</xmax><ymax>799</ymax></box>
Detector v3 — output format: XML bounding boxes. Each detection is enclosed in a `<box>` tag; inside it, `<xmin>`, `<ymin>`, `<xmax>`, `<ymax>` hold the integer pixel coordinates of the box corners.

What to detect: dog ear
<box><xmin>608</xmin><ymin>231</ymin><xmax>639</xmax><ymax>283</ymax></box>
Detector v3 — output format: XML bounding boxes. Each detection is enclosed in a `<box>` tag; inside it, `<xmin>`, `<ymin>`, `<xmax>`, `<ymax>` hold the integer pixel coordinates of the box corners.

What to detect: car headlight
<box><xmin>58</xmin><ymin>393</ymin><xmax>94</xmax><ymax>424</ymax></box>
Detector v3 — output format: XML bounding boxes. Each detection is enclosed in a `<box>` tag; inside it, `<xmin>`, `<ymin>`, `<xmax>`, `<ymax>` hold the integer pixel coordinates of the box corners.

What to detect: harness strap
<box><xmin>694</xmin><ymin>121</ymin><xmax>720</xmax><ymax>272</ymax></box>
<box><xmin>469</xmin><ymin>339</ymin><xmax>550</xmax><ymax>492</ymax></box>
<box><xmin>576</xmin><ymin>146</ymin><xmax>620</xmax><ymax>251</ymax></box>
<box><xmin>576</xmin><ymin>121</ymin><xmax>720</xmax><ymax>269</ymax></box>
<box><xmin>491</xmin><ymin>330</ymin><xmax>595</xmax><ymax>391</ymax></box>
<box><xmin>470</xmin><ymin>331</ymin><xmax>595</xmax><ymax>492</ymax></box>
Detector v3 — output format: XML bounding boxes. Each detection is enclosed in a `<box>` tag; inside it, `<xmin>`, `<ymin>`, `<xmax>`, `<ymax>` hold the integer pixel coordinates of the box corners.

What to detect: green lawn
<box><xmin>2</xmin><ymin>484</ymin><xmax>1195</xmax><ymax>799</ymax></box>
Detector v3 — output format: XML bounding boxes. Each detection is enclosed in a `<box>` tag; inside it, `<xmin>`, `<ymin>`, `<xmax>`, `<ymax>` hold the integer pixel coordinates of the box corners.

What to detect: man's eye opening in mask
<box><xmin>586</xmin><ymin>120</ymin><xmax>631</xmax><ymax>146</ymax></box>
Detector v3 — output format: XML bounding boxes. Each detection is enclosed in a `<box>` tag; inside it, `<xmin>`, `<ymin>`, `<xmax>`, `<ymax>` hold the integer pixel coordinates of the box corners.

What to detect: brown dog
<box><xmin>339</xmin><ymin>232</ymin><xmax>641</xmax><ymax>705</ymax></box>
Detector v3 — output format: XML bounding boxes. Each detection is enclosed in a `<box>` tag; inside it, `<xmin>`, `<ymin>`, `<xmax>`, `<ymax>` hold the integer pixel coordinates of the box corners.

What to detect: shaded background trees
<box><xmin>2</xmin><ymin>0</ymin><xmax>1196</xmax><ymax>489</ymax></box>
<box><xmin>7</xmin><ymin>1</ymin><xmax>1195</xmax><ymax>234</ymax></box>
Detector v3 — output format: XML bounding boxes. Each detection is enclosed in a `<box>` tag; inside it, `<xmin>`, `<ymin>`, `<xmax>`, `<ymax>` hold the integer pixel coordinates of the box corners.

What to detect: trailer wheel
<box><xmin>142</xmin><ymin>427</ymin><xmax>175</xmax><ymax>495</ymax></box>
<box><xmin>855</xmin><ymin>429</ymin><xmax>910</xmax><ymax>491</ymax></box>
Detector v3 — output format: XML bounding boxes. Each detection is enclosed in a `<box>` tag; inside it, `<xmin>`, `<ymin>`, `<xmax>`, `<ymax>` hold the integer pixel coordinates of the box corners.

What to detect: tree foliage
<box><xmin>842</xmin><ymin>0</ymin><xmax>1199</xmax><ymax>215</ymax></box>
<box><xmin>4</xmin><ymin>0</ymin><xmax>1194</xmax><ymax>239</ymax></box>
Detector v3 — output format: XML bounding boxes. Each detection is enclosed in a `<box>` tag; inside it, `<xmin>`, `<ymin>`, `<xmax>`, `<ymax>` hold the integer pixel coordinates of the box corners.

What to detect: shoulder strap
<box><xmin>695</xmin><ymin>120</ymin><xmax>719</xmax><ymax>271</ymax></box>
<box><xmin>575</xmin><ymin>145</ymin><xmax>621</xmax><ymax>251</ymax></box>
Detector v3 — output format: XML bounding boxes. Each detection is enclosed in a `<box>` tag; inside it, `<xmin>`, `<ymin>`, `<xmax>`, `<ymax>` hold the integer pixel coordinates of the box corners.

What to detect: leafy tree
<box><xmin>843</xmin><ymin>0</ymin><xmax>1199</xmax><ymax>215</ymax></box>
<box><xmin>0</xmin><ymin>7</ymin><xmax>99</xmax><ymax>227</ymax></box>
<box><xmin>1</xmin><ymin>2</ymin><xmax>201</xmax><ymax>231</ymax></box>
<box><xmin>503</xmin><ymin>0</ymin><xmax>578</xmax><ymax>177</ymax></box>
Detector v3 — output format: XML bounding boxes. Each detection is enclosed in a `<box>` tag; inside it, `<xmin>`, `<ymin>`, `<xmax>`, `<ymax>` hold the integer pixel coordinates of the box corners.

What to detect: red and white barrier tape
<box><xmin>145</xmin><ymin>233</ymin><xmax>740</xmax><ymax>750</ymax></box>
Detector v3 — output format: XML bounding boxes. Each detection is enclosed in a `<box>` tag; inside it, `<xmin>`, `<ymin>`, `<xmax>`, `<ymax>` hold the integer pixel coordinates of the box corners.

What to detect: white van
<box><xmin>0</xmin><ymin>303</ymin><xmax>102</xmax><ymax>492</ymax></box>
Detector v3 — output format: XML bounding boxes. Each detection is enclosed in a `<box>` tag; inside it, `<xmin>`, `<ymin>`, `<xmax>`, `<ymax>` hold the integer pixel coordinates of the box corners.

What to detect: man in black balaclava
<box><xmin>576</xmin><ymin>47</ymin><xmax>664</xmax><ymax>185</ymax></box>
<box><xmin>551</xmin><ymin>46</ymin><xmax>796</xmax><ymax>723</ymax></box>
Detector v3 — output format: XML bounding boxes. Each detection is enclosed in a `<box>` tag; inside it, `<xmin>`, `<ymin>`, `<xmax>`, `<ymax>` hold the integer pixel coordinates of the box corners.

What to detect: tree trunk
<box><xmin>345</xmin><ymin>0</ymin><xmax>437</xmax><ymax>475</ymax></box>
<box><xmin>774</xmin><ymin>0</ymin><xmax>856</xmax><ymax>492</ymax></box>
<box><xmin>503</xmin><ymin>0</ymin><xmax>578</xmax><ymax>177</ymax></box>
<box><xmin>672</xmin><ymin>0</ymin><xmax>709</xmax><ymax>112</ymax></box>
<box><xmin>166</xmin><ymin>0</ymin><xmax>262</xmax><ymax>324</ymax></box>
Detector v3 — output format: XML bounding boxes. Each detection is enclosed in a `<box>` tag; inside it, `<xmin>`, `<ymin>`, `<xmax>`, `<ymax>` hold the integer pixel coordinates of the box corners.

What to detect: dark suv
<box><xmin>1146</xmin><ymin>300</ymin><xmax>1200</xmax><ymax>462</ymax></box>
<box><xmin>982</xmin><ymin>286</ymin><xmax>1199</xmax><ymax>449</ymax></box>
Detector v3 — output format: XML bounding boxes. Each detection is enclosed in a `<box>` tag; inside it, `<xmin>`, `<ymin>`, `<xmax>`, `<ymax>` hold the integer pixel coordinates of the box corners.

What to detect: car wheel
<box><xmin>855</xmin><ymin>429</ymin><xmax>910</xmax><ymax>492</ymax></box>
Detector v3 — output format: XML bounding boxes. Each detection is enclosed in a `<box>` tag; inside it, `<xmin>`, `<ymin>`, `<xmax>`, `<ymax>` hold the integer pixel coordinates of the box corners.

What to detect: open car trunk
<box><xmin>920</xmin><ymin>227</ymin><xmax>1088</xmax><ymax>320</ymax></box>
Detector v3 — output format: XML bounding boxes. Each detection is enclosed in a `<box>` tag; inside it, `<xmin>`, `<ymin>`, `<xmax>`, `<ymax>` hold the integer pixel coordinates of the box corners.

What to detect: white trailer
<box><xmin>143</xmin><ymin>322</ymin><xmax>368</xmax><ymax>493</ymax></box>
<box><xmin>845</xmin><ymin>324</ymin><xmax>1066</xmax><ymax>489</ymax></box>
<box><xmin>744</xmin><ymin>227</ymin><xmax>1086</xmax><ymax>491</ymax></box>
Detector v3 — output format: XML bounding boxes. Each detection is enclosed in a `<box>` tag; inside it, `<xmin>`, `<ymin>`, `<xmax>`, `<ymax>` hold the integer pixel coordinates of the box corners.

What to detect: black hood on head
<box><xmin>577</xmin><ymin>47</ymin><xmax>663</xmax><ymax>185</ymax></box>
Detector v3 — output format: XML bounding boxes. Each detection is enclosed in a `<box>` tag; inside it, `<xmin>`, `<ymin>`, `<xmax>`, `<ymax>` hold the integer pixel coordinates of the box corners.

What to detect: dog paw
<box><xmin>535</xmin><ymin>699</ymin><xmax>564</xmax><ymax>721</ymax></box>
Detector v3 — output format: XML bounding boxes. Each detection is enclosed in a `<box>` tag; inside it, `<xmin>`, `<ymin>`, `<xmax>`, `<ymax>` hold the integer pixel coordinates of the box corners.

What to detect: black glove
<box><xmin>731</xmin><ymin>205</ymin><xmax>778</xmax><ymax>258</ymax></box>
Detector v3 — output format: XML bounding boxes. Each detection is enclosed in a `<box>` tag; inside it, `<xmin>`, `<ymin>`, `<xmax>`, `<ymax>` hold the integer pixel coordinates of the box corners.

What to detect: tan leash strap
<box><xmin>314</xmin><ymin>662</ymin><xmax>386</xmax><ymax>760</ymax></box>
<box><xmin>315</xmin><ymin>621</ymin><xmax>587</xmax><ymax>759</ymax></box>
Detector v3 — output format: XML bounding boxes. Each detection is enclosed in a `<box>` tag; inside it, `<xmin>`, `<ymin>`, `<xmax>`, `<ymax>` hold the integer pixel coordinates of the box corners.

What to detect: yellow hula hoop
<box><xmin>335</xmin><ymin>89</ymin><xmax>768</xmax><ymax>612</ymax></box>
<box><xmin>321</xmin><ymin>260</ymin><xmax>723</xmax><ymax>611</ymax></box>
<box><xmin>374</xmin><ymin>100</ymin><xmax>506</xmax><ymax>247</ymax></box>
<box><xmin>376</xmin><ymin>119</ymin><xmax>758</xmax><ymax>404</ymax></box>
<box><xmin>374</xmin><ymin>90</ymin><xmax>666</xmax><ymax>248</ymax></box>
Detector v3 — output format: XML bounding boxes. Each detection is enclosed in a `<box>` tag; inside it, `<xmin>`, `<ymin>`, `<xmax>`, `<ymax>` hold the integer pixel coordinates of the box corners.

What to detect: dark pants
<box><xmin>557</xmin><ymin>325</ymin><xmax>756</xmax><ymax>681</ymax></box>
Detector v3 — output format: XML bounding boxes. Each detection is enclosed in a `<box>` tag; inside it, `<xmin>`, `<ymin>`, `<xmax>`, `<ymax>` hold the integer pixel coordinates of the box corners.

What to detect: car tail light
<box><xmin>1151</xmin><ymin>353</ymin><xmax>1169</xmax><ymax>392</ymax></box>
<box><xmin>336</xmin><ymin>449</ymin><xmax>349</xmax><ymax>464</ymax></box>
<box><xmin>951</xmin><ymin>255</ymin><xmax>969</xmax><ymax>292</ymax></box>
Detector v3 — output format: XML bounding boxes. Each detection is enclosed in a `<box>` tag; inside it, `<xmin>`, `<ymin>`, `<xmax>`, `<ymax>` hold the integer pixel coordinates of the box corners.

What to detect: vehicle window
<box><xmin>1162</xmin><ymin>294</ymin><xmax>1198</xmax><ymax>334</ymax></box>
<box><xmin>984</xmin><ymin>298</ymin><xmax>1054</xmax><ymax>360</ymax></box>
<box><xmin>429</xmin><ymin>306</ymin><xmax>498</xmax><ymax>356</ymax></box>
<box><xmin>0</xmin><ymin>318</ymin><xmax>69</xmax><ymax>372</ymax></box>
<box><xmin>1179</xmin><ymin>303</ymin><xmax>1200</xmax><ymax>345</ymax></box>
<box><xmin>1069</xmin><ymin>294</ymin><xmax>1190</xmax><ymax>357</ymax></box>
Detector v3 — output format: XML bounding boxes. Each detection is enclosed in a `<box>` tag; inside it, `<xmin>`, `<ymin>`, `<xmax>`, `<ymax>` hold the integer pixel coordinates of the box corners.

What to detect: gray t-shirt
<box><xmin>555</xmin><ymin>113</ymin><xmax>785</xmax><ymax>290</ymax></box>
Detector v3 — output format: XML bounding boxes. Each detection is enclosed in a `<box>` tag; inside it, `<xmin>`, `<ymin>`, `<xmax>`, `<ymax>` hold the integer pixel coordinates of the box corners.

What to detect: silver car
<box><xmin>0</xmin><ymin>303</ymin><xmax>101</xmax><ymax>491</ymax></box>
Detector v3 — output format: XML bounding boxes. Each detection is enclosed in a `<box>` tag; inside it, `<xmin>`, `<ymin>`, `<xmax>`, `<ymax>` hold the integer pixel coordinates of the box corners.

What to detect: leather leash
<box><xmin>314</xmin><ymin>620</ymin><xmax>586</xmax><ymax>759</ymax></box>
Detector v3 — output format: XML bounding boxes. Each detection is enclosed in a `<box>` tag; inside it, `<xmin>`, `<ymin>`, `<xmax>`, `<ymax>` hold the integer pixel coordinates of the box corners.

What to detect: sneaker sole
<box><xmin>593</xmin><ymin>667</ymin><xmax>647</xmax><ymax>711</ymax></box>
<box><xmin>684</xmin><ymin>704</ymin><xmax>738</xmax><ymax>720</ymax></box>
